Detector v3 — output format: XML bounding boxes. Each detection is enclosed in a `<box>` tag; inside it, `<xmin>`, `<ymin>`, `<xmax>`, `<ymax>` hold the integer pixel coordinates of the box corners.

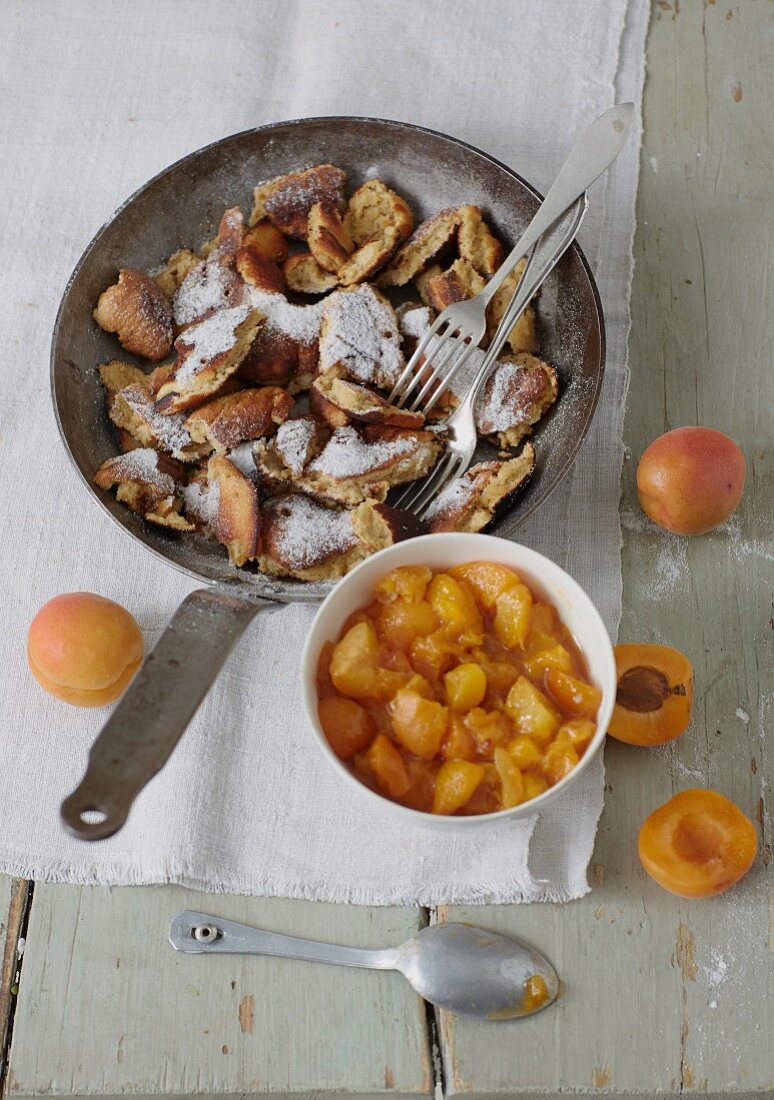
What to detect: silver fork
<box><xmin>395</xmin><ymin>194</ymin><xmax>588</xmax><ymax>517</ymax></box>
<box><xmin>388</xmin><ymin>102</ymin><xmax>633</xmax><ymax>414</ymax></box>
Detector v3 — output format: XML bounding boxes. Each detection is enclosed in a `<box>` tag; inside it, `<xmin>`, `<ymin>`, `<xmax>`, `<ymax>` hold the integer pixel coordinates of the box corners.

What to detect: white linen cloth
<box><xmin>0</xmin><ymin>0</ymin><xmax>647</xmax><ymax>904</ymax></box>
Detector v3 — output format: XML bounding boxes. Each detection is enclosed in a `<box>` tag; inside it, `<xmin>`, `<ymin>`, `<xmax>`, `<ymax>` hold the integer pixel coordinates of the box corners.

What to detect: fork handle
<box><xmin>457</xmin><ymin>195</ymin><xmax>588</xmax><ymax>417</ymax></box>
<box><xmin>483</xmin><ymin>103</ymin><xmax>633</xmax><ymax>301</ymax></box>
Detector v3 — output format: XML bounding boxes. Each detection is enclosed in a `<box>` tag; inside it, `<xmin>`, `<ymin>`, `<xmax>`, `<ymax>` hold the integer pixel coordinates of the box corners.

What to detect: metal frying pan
<box><xmin>53</xmin><ymin>117</ymin><xmax>605</xmax><ymax>840</ymax></box>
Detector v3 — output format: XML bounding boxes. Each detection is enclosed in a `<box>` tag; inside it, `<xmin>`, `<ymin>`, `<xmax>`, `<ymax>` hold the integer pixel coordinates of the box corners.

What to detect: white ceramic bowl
<box><xmin>300</xmin><ymin>532</ymin><xmax>616</xmax><ymax>828</ymax></box>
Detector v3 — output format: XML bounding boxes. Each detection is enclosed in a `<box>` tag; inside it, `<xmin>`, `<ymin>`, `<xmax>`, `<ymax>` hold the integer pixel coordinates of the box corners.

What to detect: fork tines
<box><xmin>388</xmin><ymin>317</ymin><xmax>479</xmax><ymax>414</ymax></box>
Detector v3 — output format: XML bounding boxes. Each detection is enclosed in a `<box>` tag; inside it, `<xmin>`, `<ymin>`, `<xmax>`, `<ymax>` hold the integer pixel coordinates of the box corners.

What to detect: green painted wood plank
<box><xmin>6</xmin><ymin>887</ymin><xmax>432</xmax><ymax>1099</ymax></box>
<box><xmin>438</xmin><ymin>2</ymin><xmax>773</xmax><ymax>1096</ymax></box>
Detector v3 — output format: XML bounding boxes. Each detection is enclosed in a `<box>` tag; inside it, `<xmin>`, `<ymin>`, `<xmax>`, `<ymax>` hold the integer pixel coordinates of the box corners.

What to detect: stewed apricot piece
<box><xmin>375</xmin><ymin>598</ymin><xmax>438</xmax><ymax>653</ymax></box>
<box><xmin>494</xmin><ymin>748</ymin><xmax>524</xmax><ymax>808</ymax></box>
<box><xmin>608</xmin><ymin>643</ymin><xmax>693</xmax><ymax>745</ymax></box>
<box><xmin>318</xmin><ymin>696</ymin><xmax>375</xmax><ymax>759</ymax></box>
<box><xmin>330</xmin><ymin>621</ymin><xmax>380</xmax><ymax>698</ymax></box>
<box><xmin>638</xmin><ymin>789</ymin><xmax>756</xmax><ymax>898</ymax></box>
<box><xmin>448</xmin><ymin>561</ymin><xmax>520</xmax><ymax>610</ymax></box>
<box><xmin>444</xmin><ymin>663</ymin><xmax>487</xmax><ymax>712</ymax></box>
<box><xmin>541</xmin><ymin>730</ymin><xmax>579</xmax><ymax>784</ymax></box>
<box><xmin>505</xmin><ymin>677</ymin><xmax>560</xmax><ymax>742</ymax></box>
<box><xmin>374</xmin><ymin>565</ymin><xmax>432</xmax><ymax>605</ymax></box>
<box><xmin>464</xmin><ymin>707</ymin><xmax>513</xmax><ymax>758</ymax></box>
<box><xmin>545</xmin><ymin>669</ymin><xmax>602</xmax><ymax>718</ymax></box>
<box><xmin>523</xmin><ymin>643</ymin><xmax>574</xmax><ymax>680</ymax></box>
<box><xmin>441</xmin><ymin>716</ymin><xmax>477</xmax><ymax>761</ymax></box>
<box><xmin>433</xmin><ymin>760</ymin><xmax>485</xmax><ymax>814</ymax></box>
<box><xmin>329</xmin><ymin>621</ymin><xmax>406</xmax><ymax>700</ymax></box>
<box><xmin>27</xmin><ymin>593</ymin><xmax>143</xmax><ymax>707</ymax></box>
<box><xmin>390</xmin><ymin>689</ymin><xmax>449</xmax><ymax>758</ymax></box>
<box><xmin>367</xmin><ymin>734</ymin><xmax>411</xmax><ymax>798</ymax></box>
<box><xmin>493</xmin><ymin>583</ymin><xmax>533</xmax><ymax>649</ymax></box>
<box><xmin>427</xmin><ymin>573</ymin><xmax>483</xmax><ymax>638</ymax></box>
<box><xmin>508</xmin><ymin>735</ymin><xmax>541</xmax><ymax>769</ymax></box>
<box><xmin>410</xmin><ymin>629</ymin><xmax>462</xmax><ymax>678</ymax></box>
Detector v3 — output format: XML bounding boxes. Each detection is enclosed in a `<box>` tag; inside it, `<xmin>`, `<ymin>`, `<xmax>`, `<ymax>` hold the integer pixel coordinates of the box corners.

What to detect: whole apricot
<box><xmin>27</xmin><ymin>593</ymin><xmax>143</xmax><ymax>707</ymax></box>
<box><xmin>637</xmin><ymin>427</ymin><xmax>745</xmax><ymax>535</ymax></box>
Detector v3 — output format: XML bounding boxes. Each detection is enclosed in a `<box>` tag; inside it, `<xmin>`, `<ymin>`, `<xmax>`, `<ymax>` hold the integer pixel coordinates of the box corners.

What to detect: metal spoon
<box><xmin>169</xmin><ymin>909</ymin><xmax>559</xmax><ymax>1020</ymax></box>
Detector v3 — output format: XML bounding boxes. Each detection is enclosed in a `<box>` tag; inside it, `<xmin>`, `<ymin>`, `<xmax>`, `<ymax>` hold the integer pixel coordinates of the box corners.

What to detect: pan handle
<box><xmin>60</xmin><ymin>586</ymin><xmax>271</xmax><ymax>841</ymax></box>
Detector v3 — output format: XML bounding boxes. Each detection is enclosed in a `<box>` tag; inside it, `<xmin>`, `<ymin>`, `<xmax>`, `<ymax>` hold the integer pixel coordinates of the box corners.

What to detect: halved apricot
<box><xmin>545</xmin><ymin>669</ymin><xmax>602</xmax><ymax>719</ymax></box>
<box><xmin>318</xmin><ymin>696</ymin><xmax>375</xmax><ymax>759</ymax></box>
<box><xmin>608</xmin><ymin>643</ymin><xmax>693</xmax><ymax>745</ymax></box>
<box><xmin>366</xmin><ymin>734</ymin><xmax>411</xmax><ymax>798</ymax></box>
<box><xmin>448</xmin><ymin>562</ymin><xmax>520</xmax><ymax>610</ymax></box>
<box><xmin>638</xmin><ymin>789</ymin><xmax>757</xmax><ymax>898</ymax></box>
<box><xmin>433</xmin><ymin>760</ymin><xmax>485</xmax><ymax>814</ymax></box>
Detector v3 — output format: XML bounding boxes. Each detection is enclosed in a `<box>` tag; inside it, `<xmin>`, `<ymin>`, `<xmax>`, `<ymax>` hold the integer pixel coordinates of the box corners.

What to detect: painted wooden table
<box><xmin>1</xmin><ymin>4</ymin><xmax>771</xmax><ymax>1096</ymax></box>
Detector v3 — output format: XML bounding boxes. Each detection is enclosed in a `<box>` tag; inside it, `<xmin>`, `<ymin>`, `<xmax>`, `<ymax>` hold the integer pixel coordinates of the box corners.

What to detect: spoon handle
<box><xmin>483</xmin><ymin>102</ymin><xmax>634</xmax><ymax>300</ymax></box>
<box><xmin>169</xmin><ymin>910</ymin><xmax>399</xmax><ymax>970</ymax></box>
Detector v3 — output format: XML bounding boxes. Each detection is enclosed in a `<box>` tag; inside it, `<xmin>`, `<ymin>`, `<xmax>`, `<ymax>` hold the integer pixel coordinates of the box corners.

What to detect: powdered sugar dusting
<box><xmin>477</xmin><ymin>359</ymin><xmax>547</xmax><ymax>433</ymax></box>
<box><xmin>309</xmin><ymin>425</ymin><xmax>416</xmax><ymax>478</ymax></box>
<box><xmin>706</xmin><ymin>949</ymin><xmax>730</xmax><ymax>986</ymax></box>
<box><xmin>227</xmin><ymin>442</ymin><xmax>258</xmax><ymax>478</ymax></box>
<box><xmin>173</xmin><ymin>255</ymin><xmax>239</xmax><ymax>326</ymax></box>
<box><xmin>115</xmin><ymin>448</ymin><xmax>176</xmax><ymax>495</ymax></box>
<box><xmin>249</xmin><ymin>288</ymin><xmax>323</xmax><ymax>345</ymax></box>
<box><xmin>274</xmin><ymin>417</ymin><xmax>316</xmax><ymax>475</ymax></box>
<box><xmin>397</xmin><ymin>303</ymin><xmax>432</xmax><ymax>340</ymax></box>
<box><xmin>119</xmin><ymin>385</ymin><xmax>193</xmax><ymax>458</ymax></box>
<box><xmin>265</xmin><ymin>495</ymin><xmax>357</xmax><ymax>569</ymax></box>
<box><xmin>183</xmin><ymin>479</ymin><xmax>221</xmax><ymax>528</ymax></box>
<box><xmin>174</xmin><ymin>304</ymin><xmax>251</xmax><ymax>385</ymax></box>
<box><xmin>424</xmin><ymin>474</ymin><xmax>475</xmax><ymax>522</ymax></box>
<box><xmin>319</xmin><ymin>285</ymin><xmax>403</xmax><ymax>387</ymax></box>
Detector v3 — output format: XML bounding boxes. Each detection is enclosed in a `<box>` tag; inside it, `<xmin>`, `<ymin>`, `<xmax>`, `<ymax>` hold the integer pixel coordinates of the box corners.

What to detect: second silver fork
<box><xmin>395</xmin><ymin>194</ymin><xmax>589</xmax><ymax>517</ymax></box>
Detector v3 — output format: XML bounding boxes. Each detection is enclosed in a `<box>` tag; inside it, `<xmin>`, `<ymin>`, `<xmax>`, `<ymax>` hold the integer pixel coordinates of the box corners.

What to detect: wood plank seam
<box><xmin>0</xmin><ymin>881</ymin><xmax>32</xmax><ymax>1095</ymax></box>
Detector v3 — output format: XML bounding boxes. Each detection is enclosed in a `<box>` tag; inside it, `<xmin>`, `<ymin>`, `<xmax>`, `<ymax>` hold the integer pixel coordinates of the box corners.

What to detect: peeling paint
<box><xmin>675</xmin><ymin>923</ymin><xmax>697</xmax><ymax>980</ymax></box>
<box><xmin>592</xmin><ymin>1062</ymin><xmax>612</xmax><ymax>1087</ymax></box>
<box><xmin>238</xmin><ymin>994</ymin><xmax>255</xmax><ymax>1035</ymax></box>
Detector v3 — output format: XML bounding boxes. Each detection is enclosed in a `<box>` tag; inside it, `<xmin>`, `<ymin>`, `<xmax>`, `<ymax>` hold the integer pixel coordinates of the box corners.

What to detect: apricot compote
<box><xmin>317</xmin><ymin>562</ymin><xmax>602</xmax><ymax>815</ymax></box>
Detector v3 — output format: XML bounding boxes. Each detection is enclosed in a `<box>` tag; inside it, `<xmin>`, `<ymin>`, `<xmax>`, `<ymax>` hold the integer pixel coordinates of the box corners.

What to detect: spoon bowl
<box><xmin>395</xmin><ymin>922</ymin><xmax>559</xmax><ymax>1019</ymax></box>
